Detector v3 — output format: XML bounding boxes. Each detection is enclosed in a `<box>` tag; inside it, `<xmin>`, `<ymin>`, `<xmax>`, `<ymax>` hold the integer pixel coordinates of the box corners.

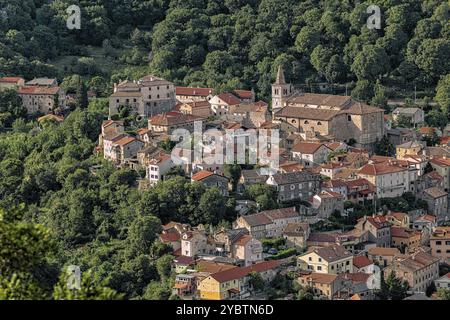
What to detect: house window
<box><xmin>304</xmin><ymin>121</ymin><xmax>309</xmax><ymax>124</ymax></box>
<box><xmin>317</xmin><ymin>122</ymin><xmax>322</xmax><ymax>125</ymax></box>
<box><xmin>317</xmin><ymin>266</ymin><xmax>322</xmax><ymax>271</ymax></box>
<box><xmin>348</xmin><ymin>115</ymin><xmax>351</xmax><ymax>121</ymax></box>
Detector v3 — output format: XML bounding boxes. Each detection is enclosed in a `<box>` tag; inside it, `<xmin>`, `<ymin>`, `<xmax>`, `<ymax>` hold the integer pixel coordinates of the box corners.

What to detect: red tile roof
<box><xmin>114</xmin><ymin>136</ymin><xmax>138</xmax><ymax>146</ymax></box>
<box><xmin>353</xmin><ymin>256</ymin><xmax>373</xmax><ymax>269</ymax></box>
<box><xmin>211</xmin><ymin>260</ymin><xmax>280</xmax><ymax>283</ymax></box>
<box><xmin>160</xmin><ymin>232</ymin><xmax>180</xmax><ymax>242</ymax></box>
<box><xmin>358</xmin><ymin>162</ymin><xmax>407</xmax><ymax>175</ymax></box>
<box><xmin>18</xmin><ymin>86</ymin><xmax>60</xmax><ymax>95</ymax></box>
<box><xmin>0</xmin><ymin>77</ymin><xmax>24</xmax><ymax>83</ymax></box>
<box><xmin>217</xmin><ymin>93</ymin><xmax>241</xmax><ymax>105</ymax></box>
<box><xmin>233</xmin><ymin>89</ymin><xmax>253</xmax><ymax>100</ymax></box>
<box><xmin>292</xmin><ymin>142</ymin><xmax>327</xmax><ymax>154</ymax></box>
<box><xmin>430</xmin><ymin>157</ymin><xmax>450</xmax><ymax>167</ymax></box>
<box><xmin>176</xmin><ymin>86</ymin><xmax>213</xmax><ymax>96</ymax></box>
<box><xmin>391</xmin><ymin>226</ymin><xmax>421</xmax><ymax>238</ymax></box>
<box><xmin>191</xmin><ymin>170</ymin><xmax>215</xmax><ymax>181</ymax></box>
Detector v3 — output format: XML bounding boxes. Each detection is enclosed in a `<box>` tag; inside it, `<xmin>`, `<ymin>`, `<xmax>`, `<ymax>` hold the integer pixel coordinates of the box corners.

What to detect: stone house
<box><xmin>429</xmin><ymin>157</ymin><xmax>450</xmax><ymax>192</ymax></box>
<box><xmin>354</xmin><ymin>215</ymin><xmax>391</xmax><ymax>248</ymax></box>
<box><xmin>367</xmin><ymin>247</ymin><xmax>400</xmax><ymax>268</ymax></box>
<box><xmin>18</xmin><ymin>86</ymin><xmax>66</xmax><ymax>114</ymax></box>
<box><xmin>191</xmin><ymin>170</ymin><xmax>229</xmax><ymax>196</ymax></box>
<box><xmin>209</xmin><ymin>92</ymin><xmax>241</xmax><ymax>116</ymax></box>
<box><xmin>148</xmin><ymin>112</ymin><xmax>204</xmax><ymax>135</ymax></box>
<box><xmin>266</xmin><ymin>171</ymin><xmax>321</xmax><ymax>203</ymax></box>
<box><xmin>0</xmin><ymin>76</ymin><xmax>25</xmax><ymax>91</ymax></box>
<box><xmin>175</xmin><ymin>86</ymin><xmax>213</xmax><ymax>103</ymax></box>
<box><xmin>390</xmin><ymin>226</ymin><xmax>422</xmax><ymax>253</ymax></box>
<box><xmin>311</xmin><ymin>190</ymin><xmax>345</xmax><ymax>219</ymax></box>
<box><xmin>392</xmin><ymin>107</ymin><xmax>425</xmax><ymax>127</ymax></box>
<box><xmin>421</xmin><ymin>187</ymin><xmax>448</xmax><ymax>218</ymax></box>
<box><xmin>282</xmin><ymin>222</ymin><xmax>310</xmax><ymax>250</ymax></box>
<box><xmin>178</xmin><ymin>100</ymin><xmax>211</xmax><ymax>118</ymax></box>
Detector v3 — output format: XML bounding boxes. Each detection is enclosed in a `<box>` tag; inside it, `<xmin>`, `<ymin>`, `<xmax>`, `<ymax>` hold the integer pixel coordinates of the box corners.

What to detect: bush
<box><xmin>266</xmin><ymin>248</ymin><xmax>297</xmax><ymax>260</ymax></box>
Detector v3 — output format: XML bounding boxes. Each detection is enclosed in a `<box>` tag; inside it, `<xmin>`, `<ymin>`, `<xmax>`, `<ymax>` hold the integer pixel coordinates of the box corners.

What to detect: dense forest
<box><xmin>1</xmin><ymin>0</ymin><xmax>450</xmax><ymax>300</ymax></box>
<box><xmin>0</xmin><ymin>0</ymin><xmax>449</xmax><ymax>101</ymax></box>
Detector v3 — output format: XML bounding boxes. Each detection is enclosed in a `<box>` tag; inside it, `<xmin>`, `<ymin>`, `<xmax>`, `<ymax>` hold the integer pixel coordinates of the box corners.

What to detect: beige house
<box><xmin>175</xmin><ymin>86</ymin><xmax>213</xmax><ymax>103</ymax></box>
<box><xmin>291</xmin><ymin>142</ymin><xmax>331</xmax><ymax>167</ymax></box>
<box><xmin>386</xmin><ymin>211</ymin><xmax>410</xmax><ymax>228</ymax></box>
<box><xmin>231</xmin><ymin>234</ymin><xmax>263</xmax><ymax>266</ymax></box>
<box><xmin>104</xmin><ymin>135</ymin><xmax>144</xmax><ymax>164</ymax></box>
<box><xmin>357</xmin><ymin>160</ymin><xmax>418</xmax><ymax>198</ymax></box>
<box><xmin>430</xmin><ymin>227</ymin><xmax>450</xmax><ymax>263</ymax></box>
<box><xmin>234</xmin><ymin>207</ymin><xmax>302</xmax><ymax>239</ymax></box>
<box><xmin>297</xmin><ymin>245</ymin><xmax>353</xmax><ymax>274</ymax></box>
<box><xmin>311</xmin><ymin>190</ymin><xmax>345</xmax><ymax>219</ymax></box>
<box><xmin>148</xmin><ymin>112</ymin><xmax>204</xmax><ymax>135</ymax></box>
<box><xmin>297</xmin><ymin>273</ymin><xmax>342</xmax><ymax>299</ymax></box>
<box><xmin>429</xmin><ymin>157</ymin><xmax>450</xmax><ymax>192</ymax></box>
<box><xmin>354</xmin><ymin>215</ymin><xmax>391</xmax><ymax>248</ymax></box>
<box><xmin>395</xmin><ymin>141</ymin><xmax>423</xmax><ymax>160</ymax></box>
<box><xmin>272</xmin><ymin>68</ymin><xmax>384</xmax><ymax>149</ymax></box>
<box><xmin>282</xmin><ymin>222</ymin><xmax>310</xmax><ymax>250</ymax></box>
<box><xmin>178</xmin><ymin>100</ymin><xmax>211</xmax><ymax>118</ymax></box>
<box><xmin>384</xmin><ymin>250</ymin><xmax>440</xmax><ymax>292</ymax></box>
<box><xmin>390</xmin><ymin>226</ymin><xmax>422</xmax><ymax>253</ymax></box>
<box><xmin>0</xmin><ymin>76</ymin><xmax>25</xmax><ymax>91</ymax></box>
<box><xmin>109</xmin><ymin>76</ymin><xmax>176</xmax><ymax>117</ymax></box>
<box><xmin>209</xmin><ymin>92</ymin><xmax>241</xmax><ymax>116</ymax></box>
<box><xmin>368</xmin><ymin>247</ymin><xmax>400</xmax><ymax>268</ymax></box>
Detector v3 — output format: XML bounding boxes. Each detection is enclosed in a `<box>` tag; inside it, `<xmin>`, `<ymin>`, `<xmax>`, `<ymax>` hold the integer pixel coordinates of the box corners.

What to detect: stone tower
<box><xmin>271</xmin><ymin>66</ymin><xmax>292</xmax><ymax>113</ymax></box>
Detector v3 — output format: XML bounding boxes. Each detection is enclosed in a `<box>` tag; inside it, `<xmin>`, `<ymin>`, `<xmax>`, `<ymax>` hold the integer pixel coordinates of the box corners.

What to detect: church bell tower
<box><xmin>271</xmin><ymin>66</ymin><xmax>292</xmax><ymax>114</ymax></box>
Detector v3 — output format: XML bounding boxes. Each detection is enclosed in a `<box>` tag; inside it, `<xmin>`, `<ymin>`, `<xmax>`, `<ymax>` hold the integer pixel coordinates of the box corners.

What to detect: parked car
<box><xmin>268</xmin><ymin>248</ymin><xmax>278</xmax><ymax>255</ymax></box>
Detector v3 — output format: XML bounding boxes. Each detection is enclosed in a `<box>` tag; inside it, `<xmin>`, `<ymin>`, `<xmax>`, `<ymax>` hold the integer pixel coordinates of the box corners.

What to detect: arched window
<box><xmin>291</xmin><ymin>119</ymin><xmax>296</xmax><ymax>124</ymax></box>
<box><xmin>317</xmin><ymin>122</ymin><xmax>322</xmax><ymax>125</ymax></box>
<box><xmin>304</xmin><ymin>120</ymin><xmax>309</xmax><ymax>124</ymax></box>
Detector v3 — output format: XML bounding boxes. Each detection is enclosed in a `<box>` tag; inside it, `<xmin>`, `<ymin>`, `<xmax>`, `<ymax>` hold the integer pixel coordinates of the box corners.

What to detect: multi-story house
<box><xmin>104</xmin><ymin>135</ymin><xmax>144</xmax><ymax>164</ymax></box>
<box><xmin>237</xmin><ymin>169</ymin><xmax>268</xmax><ymax>193</ymax></box>
<box><xmin>266</xmin><ymin>171</ymin><xmax>321</xmax><ymax>202</ymax></box>
<box><xmin>282</xmin><ymin>222</ymin><xmax>310</xmax><ymax>250</ymax></box>
<box><xmin>146</xmin><ymin>152</ymin><xmax>174</xmax><ymax>185</ymax></box>
<box><xmin>227</xmin><ymin>101</ymin><xmax>270</xmax><ymax>128</ymax></box>
<box><xmin>231</xmin><ymin>234</ymin><xmax>263</xmax><ymax>267</ymax></box>
<box><xmin>367</xmin><ymin>247</ymin><xmax>400</xmax><ymax>268</ymax></box>
<box><xmin>430</xmin><ymin>227</ymin><xmax>450</xmax><ymax>263</ymax></box>
<box><xmin>386</xmin><ymin>211</ymin><xmax>410</xmax><ymax>228</ymax></box>
<box><xmin>387</xmin><ymin>128</ymin><xmax>418</xmax><ymax>147</ymax></box>
<box><xmin>421</xmin><ymin>187</ymin><xmax>448</xmax><ymax>218</ymax></box>
<box><xmin>291</xmin><ymin>142</ymin><xmax>331</xmax><ymax>167</ymax></box>
<box><xmin>390</xmin><ymin>226</ymin><xmax>422</xmax><ymax>253</ymax></box>
<box><xmin>297</xmin><ymin>244</ymin><xmax>353</xmax><ymax>274</ymax></box>
<box><xmin>354</xmin><ymin>215</ymin><xmax>391</xmax><ymax>248</ymax></box>
<box><xmin>181</xmin><ymin>230</ymin><xmax>215</xmax><ymax>257</ymax></box>
<box><xmin>357</xmin><ymin>160</ymin><xmax>418</xmax><ymax>198</ymax></box>
<box><xmin>429</xmin><ymin>157</ymin><xmax>450</xmax><ymax>192</ymax></box>
<box><xmin>109</xmin><ymin>75</ymin><xmax>176</xmax><ymax>117</ymax></box>
<box><xmin>26</xmin><ymin>77</ymin><xmax>58</xmax><ymax>87</ymax></box>
<box><xmin>178</xmin><ymin>100</ymin><xmax>211</xmax><ymax>118</ymax></box>
<box><xmin>191</xmin><ymin>170</ymin><xmax>229</xmax><ymax>197</ymax></box>
<box><xmin>197</xmin><ymin>261</ymin><xmax>280</xmax><ymax>300</ymax></box>
<box><xmin>18</xmin><ymin>85</ymin><xmax>66</xmax><ymax>114</ymax></box>
<box><xmin>209</xmin><ymin>93</ymin><xmax>241</xmax><ymax>116</ymax></box>
<box><xmin>434</xmin><ymin>273</ymin><xmax>450</xmax><ymax>290</ymax></box>
<box><xmin>148</xmin><ymin>112</ymin><xmax>204</xmax><ymax>135</ymax></box>
<box><xmin>234</xmin><ymin>207</ymin><xmax>302</xmax><ymax>239</ymax></box>
<box><xmin>297</xmin><ymin>272</ymin><xmax>343</xmax><ymax>300</ymax></box>
<box><xmin>395</xmin><ymin>141</ymin><xmax>424</xmax><ymax>160</ymax></box>
<box><xmin>175</xmin><ymin>86</ymin><xmax>213</xmax><ymax>103</ymax></box>
<box><xmin>0</xmin><ymin>76</ymin><xmax>25</xmax><ymax>91</ymax></box>
<box><xmin>384</xmin><ymin>250</ymin><xmax>440</xmax><ymax>292</ymax></box>
<box><xmin>311</xmin><ymin>190</ymin><xmax>345</xmax><ymax>219</ymax></box>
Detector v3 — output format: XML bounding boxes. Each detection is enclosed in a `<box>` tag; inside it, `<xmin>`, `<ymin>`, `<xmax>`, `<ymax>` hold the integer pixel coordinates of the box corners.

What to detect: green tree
<box><xmin>224</xmin><ymin>164</ymin><xmax>241</xmax><ymax>192</ymax></box>
<box><xmin>435</xmin><ymin>74</ymin><xmax>450</xmax><ymax>115</ymax></box>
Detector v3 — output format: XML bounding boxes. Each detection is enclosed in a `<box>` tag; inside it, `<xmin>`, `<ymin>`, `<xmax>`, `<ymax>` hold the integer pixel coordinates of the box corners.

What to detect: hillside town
<box><xmin>2</xmin><ymin>66</ymin><xmax>449</xmax><ymax>301</ymax></box>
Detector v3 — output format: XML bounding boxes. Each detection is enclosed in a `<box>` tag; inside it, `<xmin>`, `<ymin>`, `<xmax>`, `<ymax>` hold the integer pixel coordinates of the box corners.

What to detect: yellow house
<box><xmin>390</xmin><ymin>226</ymin><xmax>421</xmax><ymax>253</ymax></box>
<box><xmin>197</xmin><ymin>260</ymin><xmax>280</xmax><ymax>300</ymax></box>
<box><xmin>297</xmin><ymin>244</ymin><xmax>353</xmax><ymax>274</ymax></box>
<box><xmin>395</xmin><ymin>141</ymin><xmax>423</xmax><ymax>160</ymax></box>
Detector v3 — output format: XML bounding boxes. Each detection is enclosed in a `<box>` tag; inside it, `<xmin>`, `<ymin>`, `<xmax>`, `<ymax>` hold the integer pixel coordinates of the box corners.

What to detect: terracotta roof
<box><xmin>283</xmin><ymin>222</ymin><xmax>308</xmax><ymax>236</ymax></box>
<box><xmin>423</xmin><ymin>187</ymin><xmax>448</xmax><ymax>198</ymax></box>
<box><xmin>388</xmin><ymin>211</ymin><xmax>407</xmax><ymax>221</ymax></box>
<box><xmin>185</xmin><ymin>100</ymin><xmax>211</xmax><ymax>108</ymax></box>
<box><xmin>298</xmin><ymin>272</ymin><xmax>338</xmax><ymax>284</ymax></box>
<box><xmin>307</xmin><ymin>232</ymin><xmax>338</xmax><ymax>243</ymax></box>
<box><xmin>430</xmin><ymin>157</ymin><xmax>450</xmax><ymax>167</ymax></box>
<box><xmin>176</xmin><ymin>86</ymin><xmax>213</xmax><ymax>96</ymax></box>
<box><xmin>415</xmin><ymin>215</ymin><xmax>436</xmax><ymax>223</ymax></box>
<box><xmin>159</xmin><ymin>232</ymin><xmax>180</xmax><ymax>242</ymax></box>
<box><xmin>391</xmin><ymin>226</ymin><xmax>421</xmax><ymax>238</ymax></box>
<box><xmin>173</xmin><ymin>255</ymin><xmax>194</xmax><ymax>265</ymax></box>
<box><xmin>360</xmin><ymin>215</ymin><xmax>390</xmax><ymax>229</ymax></box>
<box><xmin>191</xmin><ymin>170</ymin><xmax>215</xmax><ymax>181</ymax></box>
<box><xmin>353</xmin><ymin>256</ymin><xmax>373</xmax><ymax>269</ymax></box>
<box><xmin>217</xmin><ymin>93</ymin><xmax>241</xmax><ymax>105</ymax></box>
<box><xmin>233</xmin><ymin>89</ymin><xmax>253</xmax><ymax>100</ymax></box>
<box><xmin>0</xmin><ymin>77</ymin><xmax>24</xmax><ymax>83</ymax></box>
<box><xmin>419</xmin><ymin>127</ymin><xmax>436</xmax><ymax>135</ymax></box>
<box><xmin>326</xmin><ymin>142</ymin><xmax>344</xmax><ymax>151</ymax></box>
<box><xmin>292</xmin><ymin>142</ymin><xmax>327</xmax><ymax>154</ymax></box>
<box><xmin>339</xmin><ymin>272</ymin><xmax>371</xmax><ymax>283</ymax></box>
<box><xmin>368</xmin><ymin>247</ymin><xmax>400</xmax><ymax>256</ymax></box>
<box><xmin>242</xmin><ymin>207</ymin><xmax>299</xmax><ymax>227</ymax></box>
<box><xmin>358</xmin><ymin>162</ymin><xmax>407</xmax><ymax>175</ymax></box>
<box><xmin>18</xmin><ymin>86</ymin><xmax>60</xmax><ymax>95</ymax></box>
<box><xmin>137</xmin><ymin>128</ymin><xmax>150</xmax><ymax>135</ymax></box>
<box><xmin>196</xmin><ymin>261</ymin><xmax>236</xmax><ymax>274</ymax></box>
<box><xmin>139</xmin><ymin>75</ymin><xmax>172</xmax><ymax>86</ymax></box>
<box><xmin>275</xmin><ymin>106</ymin><xmax>341</xmax><ymax>121</ymax></box>
<box><xmin>346</xmin><ymin>178</ymin><xmax>372</xmax><ymax>189</ymax></box>
<box><xmin>149</xmin><ymin>112</ymin><xmax>203</xmax><ymax>126</ymax></box>
<box><xmin>210</xmin><ymin>260</ymin><xmax>280</xmax><ymax>283</ymax></box>
<box><xmin>114</xmin><ymin>136</ymin><xmax>138</xmax><ymax>146</ymax></box>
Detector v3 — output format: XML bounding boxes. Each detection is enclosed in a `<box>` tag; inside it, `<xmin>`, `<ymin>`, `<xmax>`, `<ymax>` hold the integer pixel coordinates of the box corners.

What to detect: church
<box><xmin>271</xmin><ymin>66</ymin><xmax>385</xmax><ymax>149</ymax></box>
